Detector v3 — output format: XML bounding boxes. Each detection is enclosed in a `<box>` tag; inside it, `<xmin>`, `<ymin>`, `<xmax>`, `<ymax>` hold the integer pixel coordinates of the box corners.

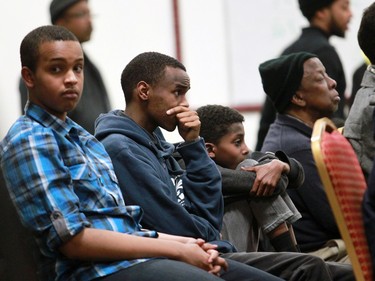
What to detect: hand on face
<box><xmin>166</xmin><ymin>106</ymin><xmax>200</xmax><ymax>142</ymax></box>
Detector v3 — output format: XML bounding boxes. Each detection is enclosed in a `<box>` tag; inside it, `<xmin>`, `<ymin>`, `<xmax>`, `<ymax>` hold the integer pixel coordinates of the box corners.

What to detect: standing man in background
<box><xmin>19</xmin><ymin>0</ymin><xmax>111</xmax><ymax>134</ymax></box>
<box><xmin>256</xmin><ymin>0</ymin><xmax>352</xmax><ymax>151</ymax></box>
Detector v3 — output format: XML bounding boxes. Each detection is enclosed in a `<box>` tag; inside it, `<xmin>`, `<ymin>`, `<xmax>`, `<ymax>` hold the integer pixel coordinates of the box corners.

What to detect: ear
<box><xmin>314</xmin><ymin>7</ymin><xmax>330</xmax><ymax>22</ymax></box>
<box><xmin>21</xmin><ymin>67</ymin><xmax>35</xmax><ymax>88</ymax></box>
<box><xmin>205</xmin><ymin>142</ymin><xmax>216</xmax><ymax>158</ymax></box>
<box><xmin>137</xmin><ymin>81</ymin><xmax>150</xmax><ymax>101</ymax></box>
<box><xmin>291</xmin><ymin>92</ymin><xmax>306</xmax><ymax>107</ymax></box>
<box><xmin>54</xmin><ymin>18</ymin><xmax>65</xmax><ymax>26</ymax></box>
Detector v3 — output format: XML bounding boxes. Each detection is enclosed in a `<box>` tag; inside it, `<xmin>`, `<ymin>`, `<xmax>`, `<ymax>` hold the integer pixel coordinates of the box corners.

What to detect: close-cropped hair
<box><xmin>121</xmin><ymin>51</ymin><xmax>186</xmax><ymax>104</ymax></box>
<box><xmin>197</xmin><ymin>104</ymin><xmax>244</xmax><ymax>144</ymax></box>
<box><xmin>20</xmin><ymin>25</ymin><xmax>79</xmax><ymax>72</ymax></box>
<box><xmin>358</xmin><ymin>2</ymin><xmax>375</xmax><ymax>65</ymax></box>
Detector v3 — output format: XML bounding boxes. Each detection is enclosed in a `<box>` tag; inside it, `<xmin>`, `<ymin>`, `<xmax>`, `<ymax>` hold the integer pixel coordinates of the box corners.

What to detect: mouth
<box><xmin>62</xmin><ymin>89</ymin><xmax>79</xmax><ymax>99</ymax></box>
<box><xmin>333</xmin><ymin>95</ymin><xmax>341</xmax><ymax>102</ymax></box>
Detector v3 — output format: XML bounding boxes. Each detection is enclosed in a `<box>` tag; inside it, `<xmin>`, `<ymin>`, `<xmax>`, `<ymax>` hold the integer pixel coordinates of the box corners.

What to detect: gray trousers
<box><xmin>221</xmin><ymin>159</ymin><xmax>301</xmax><ymax>252</ymax></box>
<box><xmin>221</xmin><ymin>195</ymin><xmax>301</xmax><ymax>252</ymax></box>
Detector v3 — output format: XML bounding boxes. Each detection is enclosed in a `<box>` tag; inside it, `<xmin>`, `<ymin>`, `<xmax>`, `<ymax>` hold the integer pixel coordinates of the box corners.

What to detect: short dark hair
<box><xmin>358</xmin><ymin>2</ymin><xmax>375</xmax><ymax>64</ymax></box>
<box><xmin>20</xmin><ymin>25</ymin><xmax>79</xmax><ymax>72</ymax></box>
<box><xmin>197</xmin><ymin>104</ymin><xmax>244</xmax><ymax>144</ymax></box>
<box><xmin>121</xmin><ymin>52</ymin><xmax>186</xmax><ymax>104</ymax></box>
<box><xmin>50</xmin><ymin>0</ymin><xmax>87</xmax><ymax>24</ymax></box>
<box><xmin>298</xmin><ymin>0</ymin><xmax>334</xmax><ymax>21</ymax></box>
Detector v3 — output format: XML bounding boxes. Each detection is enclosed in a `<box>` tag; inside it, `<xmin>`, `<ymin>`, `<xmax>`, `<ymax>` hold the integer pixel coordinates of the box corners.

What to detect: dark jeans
<box><xmin>223</xmin><ymin>251</ymin><xmax>355</xmax><ymax>281</ymax></box>
<box><xmin>98</xmin><ymin>258</ymin><xmax>283</xmax><ymax>281</ymax></box>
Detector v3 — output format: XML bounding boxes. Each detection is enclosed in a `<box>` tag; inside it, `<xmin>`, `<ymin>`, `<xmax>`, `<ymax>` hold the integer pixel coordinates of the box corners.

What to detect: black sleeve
<box><xmin>274</xmin><ymin>151</ymin><xmax>305</xmax><ymax>189</ymax></box>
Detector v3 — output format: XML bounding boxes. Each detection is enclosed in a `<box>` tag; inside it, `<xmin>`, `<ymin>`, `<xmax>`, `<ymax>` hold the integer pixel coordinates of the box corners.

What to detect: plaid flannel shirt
<box><xmin>0</xmin><ymin>103</ymin><xmax>157</xmax><ymax>280</ymax></box>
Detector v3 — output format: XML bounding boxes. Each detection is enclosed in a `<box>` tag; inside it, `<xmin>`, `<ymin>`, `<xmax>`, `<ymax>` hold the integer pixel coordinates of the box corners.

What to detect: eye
<box><xmin>173</xmin><ymin>90</ymin><xmax>183</xmax><ymax>97</ymax></box>
<box><xmin>50</xmin><ymin>66</ymin><xmax>62</xmax><ymax>73</ymax></box>
<box><xmin>315</xmin><ymin>74</ymin><xmax>325</xmax><ymax>82</ymax></box>
<box><xmin>74</xmin><ymin>64</ymin><xmax>83</xmax><ymax>73</ymax></box>
<box><xmin>234</xmin><ymin>139</ymin><xmax>242</xmax><ymax>147</ymax></box>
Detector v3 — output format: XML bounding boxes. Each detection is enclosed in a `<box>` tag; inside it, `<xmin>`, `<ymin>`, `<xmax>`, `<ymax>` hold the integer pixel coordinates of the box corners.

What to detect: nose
<box><xmin>242</xmin><ymin>144</ymin><xmax>250</xmax><ymax>155</ymax></box>
<box><xmin>328</xmin><ymin>76</ymin><xmax>337</xmax><ymax>90</ymax></box>
<box><xmin>179</xmin><ymin>95</ymin><xmax>189</xmax><ymax>108</ymax></box>
<box><xmin>65</xmin><ymin>69</ymin><xmax>78</xmax><ymax>85</ymax></box>
<box><xmin>349</xmin><ymin>8</ymin><xmax>353</xmax><ymax>19</ymax></box>
<box><xmin>87</xmin><ymin>14</ymin><xmax>93</xmax><ymax>25</ymax></box>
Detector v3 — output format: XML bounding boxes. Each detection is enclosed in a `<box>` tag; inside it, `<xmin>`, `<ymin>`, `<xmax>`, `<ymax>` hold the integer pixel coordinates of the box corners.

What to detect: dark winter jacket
<box><xmin>95</xmin><ymin>110</ymin><xmax>235</xmax><ymax>252</ymax></box>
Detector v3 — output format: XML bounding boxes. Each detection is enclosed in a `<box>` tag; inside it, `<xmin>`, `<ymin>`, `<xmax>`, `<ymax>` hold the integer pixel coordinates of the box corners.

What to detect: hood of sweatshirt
<box><xmin>95</xmin><ymin>109</ymin><xmax>177</xmax><ymax>164</ymax></box>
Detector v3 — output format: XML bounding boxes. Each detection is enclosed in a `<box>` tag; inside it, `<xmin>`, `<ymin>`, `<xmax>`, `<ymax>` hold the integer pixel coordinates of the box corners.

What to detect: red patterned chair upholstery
<box><xmin>311</xmin><ymin>117</ymin><xmax>373</xmax><ymax>281</ymax></box>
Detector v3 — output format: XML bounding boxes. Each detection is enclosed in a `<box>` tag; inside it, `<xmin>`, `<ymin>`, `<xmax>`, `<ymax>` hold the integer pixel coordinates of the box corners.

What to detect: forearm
<box><xmin>219</xmin><ymin>166</ymin><xmax>254</xmax><ymax>195</ymax></box>
<box><xmin>178</xmin><ymin>139</ymin><xmax>223</xmax><ymax>229</ymax></box>
<box><xmin>219</xmin><ymin>165</ymin><xmax>286</xmax><ymax>196</ymax></box>
<box><xmin>158</xmin><ymin>232</ymin><xmax>197</xmax><ymax>244</ymax></box>
<box><xmin>59</xmin><ymin>227</ymin><xmax>185</xmax><ymax>261</ymax></box>
<box><xmin>59</xmin><ymin>227</ymin><xmax>225</xmax><ymax>274</ymax></box>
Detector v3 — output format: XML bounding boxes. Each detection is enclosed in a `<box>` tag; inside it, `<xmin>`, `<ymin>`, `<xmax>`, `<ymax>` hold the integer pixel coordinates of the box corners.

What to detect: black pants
<box><xmin>223</xmin><ymin>251</ymin><xmax>354</xmax><ymax>281</ymax></box>
<box><xmin>98</xmin><ymin>258</ymin><xmax>283</xmax><ymax>281</ymax></box>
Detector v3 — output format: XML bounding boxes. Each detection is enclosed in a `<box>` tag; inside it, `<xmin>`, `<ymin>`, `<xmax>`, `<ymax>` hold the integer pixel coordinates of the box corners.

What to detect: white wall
<box><xmin>0</xmin><ymin>0</ymin><xmax>372</xmax><ymax>150</ymax></box>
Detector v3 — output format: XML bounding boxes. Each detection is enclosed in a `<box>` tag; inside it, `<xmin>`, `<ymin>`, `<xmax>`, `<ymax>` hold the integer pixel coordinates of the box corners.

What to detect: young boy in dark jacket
<box><xmin>197</xmin><ymin>104</ymin><xmax>302</xmax><ymax>253</ymax></box>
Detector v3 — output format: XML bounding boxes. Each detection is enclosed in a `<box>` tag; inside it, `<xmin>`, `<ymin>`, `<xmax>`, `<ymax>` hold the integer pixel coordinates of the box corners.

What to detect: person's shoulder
<box><xmin>264</xmin><ymin>117</ymin><xmax>310</xmax><ymax>153</ymax></box>
<box><xmin>1</xmin><ymin>116</ymin><xmax>54</xmax><ymax>156</ymax></box>
<box><xmin>99</xmin><ymin>130</ymin><xmax>135</xmax><ymax>157</ymax></box>
<box><xmin>278</xmin><ymin>118</ymin><xmax>310</xmax><ymax>141</ymax></box>
<box><xmin>95</xmin><ymin>111</ymin><xmax>140</xmax><ymax>143</ymax></box>
<box><xmin>4</xmin><ymin>115</ymin><xmax>50</xmax><ymax>139</ymax></box>
<box><xmin>349</xmin><ymin>84</ymin><xmax>375</xmax><ymax>110</ymax></box>
<box><xmin>313</xmin><ymin>44</ymin><xmax>338</xmax><ymax>60</ymax></box>
<box><xmin>283</xmin><ymin>27</ymin><xmax>335</xmax><ymax>57</ymax></box>
<box><xmin>360</xmin><ymin>68</ymin><xmax>375</xmax><ymax>89</ymax></box>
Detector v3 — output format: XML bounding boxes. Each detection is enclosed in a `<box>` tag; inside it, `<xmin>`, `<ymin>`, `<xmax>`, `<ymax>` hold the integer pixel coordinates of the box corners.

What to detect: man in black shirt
<box><xmin>256</xmin><ymin>0</ymin><xmax>352</xmax><ymax>151</ymax></box>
